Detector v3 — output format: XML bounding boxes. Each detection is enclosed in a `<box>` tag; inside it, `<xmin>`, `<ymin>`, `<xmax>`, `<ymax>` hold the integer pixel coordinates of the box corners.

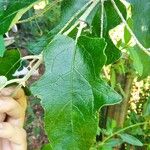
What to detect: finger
<box><xmin>0</xmin><ymin>97</ymin><xmax>23</xmax><ymax>118</ymax></box>
<box><xmin>0</xmin><ymin>97</ymin><xmax>25</xmax><ymax>127</ymax></box>
<box><xmin>0</xmin><ymin>86</ymin><xmax>25</xmax><ymax>100</ymax></box>
<box><xmin>0</xmin><ymin>86</ymin><xmax>27</xmax><ymax>111</ymax></box>
<box><xmin>0</xmin><ymin>122</ymin><xmax>27</xmax><ymax>150</ymax></box>
<box><xmin>0</xmin><ymin>113</ymin><xmax>6</xmax><ymax>122</ymax></box>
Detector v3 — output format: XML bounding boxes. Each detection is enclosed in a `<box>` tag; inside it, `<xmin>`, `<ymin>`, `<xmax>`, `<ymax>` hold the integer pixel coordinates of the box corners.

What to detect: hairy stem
<box><xmin>111</xmin><ymin>0</ymin><xmax>150</xmax><ymax>56</ymax></box>
<box><xmin>100</xmin><ymin>0</ymin><xmax>104</xmax><ymax>38</ymax></box>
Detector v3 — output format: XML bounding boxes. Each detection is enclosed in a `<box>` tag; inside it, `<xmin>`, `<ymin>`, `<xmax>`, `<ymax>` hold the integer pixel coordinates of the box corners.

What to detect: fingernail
<box><xmin>0</xmin><ymin>123</ymin><xmax>3</xmax><ymax>129</ymax></box>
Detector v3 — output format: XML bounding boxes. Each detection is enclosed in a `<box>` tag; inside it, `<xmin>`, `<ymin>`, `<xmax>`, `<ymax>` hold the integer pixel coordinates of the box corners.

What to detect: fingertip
<box><xmin>0</xmin><ymin>87</ymin><xmax>14</xmax><ymax>96</ymax></box>
<box><xmin>0</xmin><ymin>122</ymin><xmax>27</xmax><ymax>145</ymax></box>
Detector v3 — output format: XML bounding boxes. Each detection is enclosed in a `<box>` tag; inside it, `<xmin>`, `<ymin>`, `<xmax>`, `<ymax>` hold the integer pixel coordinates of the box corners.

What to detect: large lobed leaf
<box><xmin>31</xmin><ymin>34</ymin><xmax>121</xmax><ymax>149</ymax></box>
<box><xmin>119</xmin><ymin>133</ymin><xmax>143</xmax><ymax>146</ymax></box>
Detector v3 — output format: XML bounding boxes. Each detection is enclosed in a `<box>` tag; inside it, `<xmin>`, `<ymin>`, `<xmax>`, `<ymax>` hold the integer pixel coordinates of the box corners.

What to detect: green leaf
<box><xmin>31</xmin><ymin>34</ymin><xmax>98</xmax><ymax>149</ymax></box>
<box><xmin>105</xmin><ymin>138</ymin><xmax>123</xmax><ymax>147</ymax></box>
<box><xmin>143</xmin><ymin>97</ymin><xmax>150</xmax><ymax>119</ymax></box>
<box><xmin>0</xmin><ymin>0</ymin><xmax>38</xmax><ymax>34</ymax></box>
<box><xmin>127</xmin><ymin>0</ymin><xmax>150</xmax><ymax>48</ymax></box>
<box><xmin>119</xmin><ymin>133</ymin><xmax>143</xmax><ymax>146</ymax></box>
<box><xmin>0</xmin><ymin>49</ymin><xmax>21</xmax><ymax>80</ymax></box>
<box><xmin>92</xmin><ymin>0</ymin><xmax>127</xmax><ymax>64</ymax></box>
<box><xmin>124</xmin><ymin>18</ymin><xmax>132</xmax><ymax>44</ymax></box>
<box><xmin>99</xmin><ymin>145</ymin><xmax>112</xmax><ymax>150</ymax></box>
<box><xmin>42</xmin><ymin>144</ymin><xmax>52</xmax><ymax>150</ymax></box>
<box><xmin>128</xmin><ymin>46</ymin><xmax>150</xmax><ymax>79</ymax></box>
<box><xmin>0</xmin><ymin>35</ymin><xmax>5</xmax><ymax>57</ymax></box>
<box><xmin>31</xmin><ymin>34</ymin><xmax>121</xmax><ymax>149</ymax></box>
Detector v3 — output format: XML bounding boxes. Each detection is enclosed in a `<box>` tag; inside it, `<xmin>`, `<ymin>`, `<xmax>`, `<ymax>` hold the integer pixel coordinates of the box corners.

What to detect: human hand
<box><xmin>0</xmin><ymin>87</ymin><xmax>27</xmax><ymax>150</ymax></box>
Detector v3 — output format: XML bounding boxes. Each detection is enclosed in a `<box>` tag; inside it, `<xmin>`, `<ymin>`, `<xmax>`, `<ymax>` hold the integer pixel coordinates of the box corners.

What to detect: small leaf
<box><xmin>105</xmin><ymin>138</ymin><xmax>123</xmax><ymax>147</ymax></box>
<box><xmin>99</xmin><ymin>145</ymin><xmax>112</xmax><ymax>150</ymax></box>
<box><xmin>0</xmin><ymin>76</ymin><xmax>7</xmax><ymax>88</ymax></box>
<box><xmin>119</xmin><ymin>133</ymin><xmax>143</xmax><ymax>146</ymax></box>
<box><xmin>0</xmin><ymin>0</ymin><xmax>38</xmax><ymax>34</ymax></box>
<box><xmin>0</xmin><ymin>49</ymin><xmax>21</xmax><ymax>80</ymax></box>
<box><xmin>143</xmin><ymin>97</ymin><xmax>150</xmax><ymax>119</ymax></box>
<box><xmin>128</xmin><ymin>46</ymin><xmax>150</xmax><ymax>79</ymax></box>
<box><xmin>124</xmin><ymin>18</ymin><xmax>132</xmax><ymax>44</ymax></box>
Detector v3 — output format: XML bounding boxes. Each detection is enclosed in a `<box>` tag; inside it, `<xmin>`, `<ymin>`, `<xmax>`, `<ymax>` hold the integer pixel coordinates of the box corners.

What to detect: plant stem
<box><xmin>22</xmin><ymin>54</ymin><xmax>43</xmax><ymax>82</ymax></box>
<box><xmin>64</xmin><ymin>0</ymin><xmax>100</xmax><ymax>36</ymax></box>
<box><xmin>22</xmin><ymin>54</ymin><xmax>42</xmax><ymax>60</ymax></box>
<box><xmin>117</xmin><ymin>83</ymin><xmax>126</xmax><ymax>98</ymax></box>
<box><xmin>111</xmin><ymin>0</ymin><xmax>150</xmax><ymax>56</ymax></box>
<box><xmin>100</xmin><ymin>121</ymin><xmax>148</xmax><ymax>146</ymax></box>
<box><xmin>63</xmin><ymin>22</ymin><xmax>78</xmax><ymax>36</ymax></box>
<box><xmin>100</xmin><ymin>0</ymin><xmax>104</xmax><ymax>38</ymax></box>
<box><xmin>117</xmin><ymin>73</ymin><xmax>134</xmax><ymax>127</ymax></box>
<box><xmin>75</xmin><ymin>21</ymin><xmax>87</xmax><ymax>42</ymax></box>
